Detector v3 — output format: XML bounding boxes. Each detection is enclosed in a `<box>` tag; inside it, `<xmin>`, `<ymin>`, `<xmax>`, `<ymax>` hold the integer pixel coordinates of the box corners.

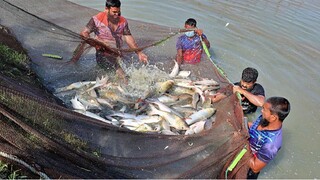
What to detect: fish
<box><xmin>148</xmin><ymin>104</ymin><xmax>189</xmax><ymax>130</ymax></box>
<box><xmin>96</xmin><ymin>98</ymin><xmax>115</xmax><ymax>109</ymax></box>
<box><xmin>195</xmin><ymin>84</ymin><xmax>220</xmax><ymax>92</ymax></box>
<box><xmin>70</xmin><ymin>96</ymin><xmax>86</xmax><ymax>111</ymax></box>
<box><xmin>99</xmin><ymin>89</ymin><xmax>134</xmax><ymax>104</ymax></box>
<box><xmin>177</xmin><ymin>71</ymin><xmax>191</xmax><ymax>78</ymax></box>
<box><xmin>75</xmin><ymin>110</ymin><xmax>112</xmax><ymax>124</ymax></box>
<box><xmin>185</xmin><ymin>108</ymin><xmax>216</xmax><ymax>125</ymax></box>
<box><xmin>171</xmin><ymin>106</ymin><xmax>197</xmax><ymax>118</ymax></box>
<box><xmin>55</xmin><ymin>81</ymin><xmax>96</xmax><ymax>93</ymax></box>
<box><xmin>169</xmin><ymin>60</ymin><xmax>179</xmax><ymax>78</ymax></box>
<box><xmin>155</xmin><ymin>80</ymin><xmax>175</xmax><ymax>95</ymax></box>
<box><xmin>192</xmin><ymin>86</ymin><xmax>205</xmax><ymax>105</ymax></box>
<box><xmin>147</xmin><ymin>99</ymin><xmax>184</xmax><ymax>118</ymax></box>
<box><xmin>166</xmin><ymin>94</ymin><xmax>192</xmax><ymax>106</ymax></box>
<box><xmin>194</xmin><ymin>78</ymin><xmax>219</xmax><ymax>86</ymax></box>
<box><xmin>192</xmin><ymin>93</ymin><xmax>200</xmax><ymax>109</ymax></box>
<box><xmin>168</xmin><ymin>86</ymin><xmax>195</xmax><ymax>96</ymax></box>
<box><xmin>157</xmin><ymin>94</ymin><xmax>179</xmax><ymax>104</ymax></box>
<box><xmin>185</xmin><ymin>120</ymin><xmax>206</xmax><ymax>135</ymax></box>
<box><xmin>123</xmin><ymin>124</ymin><xmax>154</xmax><ymax>132</ymax></box>
<box><xmin>160</xmin><ymin>129</ymin><xmax>179</xmax><ymax>135</ymax></box>
<box><xmin>204</xmin><ymin>115</ymin><xmax>216</xmax><ymax>130</ymax></box>
<box><xmin>142</xmin><ymin>80</ymin><xmax>175</xmax><ymax>99</ymax></box>
<box><xmin>85</xmin><ymin>75</ymin><xmax>109</xmax><ymax>92</ymax></box>
<box><xmin>77</xmin><ymin>94</ymin><xmax>102</xmax><ymax>110</ymax></box>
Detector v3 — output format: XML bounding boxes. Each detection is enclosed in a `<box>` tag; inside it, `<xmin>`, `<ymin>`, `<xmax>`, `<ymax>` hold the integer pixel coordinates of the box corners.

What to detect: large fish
<box><xmin>168</xmin><ymin>86</ymin><xmax>195</xmax><ymax>96</ymax></box>
<box><xmin>148</xmin><ymin>104</ymin><xmax>189</xmax><ymax>130</ymax></box>
<box><xmin>194</xmin><ymin>78</ymin><xmax>219</xmax><ymax>86</ymax></box>
<box><xmin>85</xmin><ymin>75</ymin><xmax>109</xmax><ymax>92</ymax></box>
<box><xmin>55</xmin><ymin>81</ymin><xmax>95</xmax><ymax>93</ymax></box>
<box><xmin>75</xmin><ymin>110</ymin><xmax>112</xmax><ymax>124</ymax></box>
<box><xmin>185</xmin><ymin>108</ymin><xmax>216</xmax><ymax>125</ymax></box>
<box><xmin>155</xmin><ymin>80</ymin><xmax>175</xmax><ymax>95</ymax></box>
<box><xmin>70</xmin><ymin>96</ymin><xmax>86</xmax><ymax>111</ymax></box>
<box><xmin>169</xmin><ymin>60</ymin><xmax>179</xmax><ymax>78</ymax></box>
<box><xmin>142</xmin><ymin>80</ymin><xmax>175</xmax><ymax>99</ymax></box>
<box><xmin>176</xmin><ymin>71</ymin><xmax>191</xmax><ymax>78</ymax></box>
<box><xmin>77</xmin><ymin>94</ymin><xmax>102</xmax><ymax>110</ymax></box>
<box><xmin>147</xmin><ymin>99</ymin><xmax>184</xmax><ymax>118</ymax></box>
<box><xmin>185</xmin><ymin>120</ymin><xmax>206</xmax><ymax>135</ymax></box>
<box><xmin>96</xmin><ymin>98</ymin><xmax>115</xmax><ymax>109</ymax></box>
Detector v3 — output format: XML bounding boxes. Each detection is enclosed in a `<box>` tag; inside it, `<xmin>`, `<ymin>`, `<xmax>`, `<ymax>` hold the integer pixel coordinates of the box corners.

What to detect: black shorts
<box><xmin>247</xmin><ymin>168</ymin><xmax>260</xmax><ymax>179</ymax></box>
<box><xmin>96</xmin><ymin>51</ymin><xmax>120</xmax><ymax>71</ymax></box>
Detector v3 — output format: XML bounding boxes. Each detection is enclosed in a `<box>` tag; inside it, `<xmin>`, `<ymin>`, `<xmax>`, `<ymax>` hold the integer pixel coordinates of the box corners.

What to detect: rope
<box><xmin>0</xmin><ymin>151</ymin><xmax>50</xmax><ymax>179</ymax></box>
<box><xmin>200</xmin><ymin>36</ymin><xmax>242</xmax><ymax>102</ymax></box>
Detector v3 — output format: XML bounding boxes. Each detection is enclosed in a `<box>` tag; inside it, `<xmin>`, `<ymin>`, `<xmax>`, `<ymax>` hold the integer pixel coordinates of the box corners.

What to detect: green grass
<box><xmin>0</xmin><ymin>44</ymin><xmax>32</xmax><ymax>179</ymax></box>
<box><xmin>0</xmin><ymin>43</ymin><xmax>29</xmax><ymax>70</ymax></box>
<box><xmin>0</xmin><ymin>43</ymin><xmax>41</xmax><ymax>86</ymax></box>
<box><xmin>0</xmin><ymin>160</ymin><xmax>27</xmax><ymax>179</ymax></box>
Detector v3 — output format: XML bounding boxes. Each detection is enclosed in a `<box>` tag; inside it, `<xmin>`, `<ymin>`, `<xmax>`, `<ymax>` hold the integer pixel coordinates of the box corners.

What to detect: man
<box><xmin>175</xmin><ymin>18</ymin><xmax>210</xmax><ymax>65</ymax></box>
<box><xmin>247</xmin><ymin>96</ymin><xmax>291</xmax><ymax>179</ymax></box>
<box><xmin>79</xmin><ymin>0</ymin><xmax>148</xmax><ymax>80</ymax></box>
<box><xmin>210</xmin><ymin>67</ymin><xmax>265</xmax><ymax>114</ymax></box>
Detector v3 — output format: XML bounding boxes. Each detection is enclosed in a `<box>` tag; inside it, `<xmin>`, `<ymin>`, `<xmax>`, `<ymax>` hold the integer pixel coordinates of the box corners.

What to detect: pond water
<box><xmin>69</xmin><ymin>0</ymin><xmax>320</xmax><ymax>178</ymax></box>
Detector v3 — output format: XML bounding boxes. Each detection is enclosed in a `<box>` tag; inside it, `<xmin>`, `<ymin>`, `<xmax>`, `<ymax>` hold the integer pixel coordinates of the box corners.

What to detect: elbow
<box><xmin>257</xmin><ymin>96</ymin><xmax>266</xmax><ymax>107</ymax></box>
<box><xmin>207</xmin><ymin>42</ymin><xmax>211</xmax><ymax>49</ymax></box>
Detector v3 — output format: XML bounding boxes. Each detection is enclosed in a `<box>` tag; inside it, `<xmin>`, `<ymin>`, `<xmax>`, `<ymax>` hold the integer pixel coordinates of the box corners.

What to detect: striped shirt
<box><xmin>176</xmin><ymin>34</ymin><xmax>207</xmax><ymax>64</ymax></box>
<box><xmin>86</xmin><ymin>11</ymin><xmax>131</xmax><ymax>49</ymax></box>
<box><xmin>249</xmin><ymin>115</ymin><xmax>282</xmax><ymax>164</ymax></box>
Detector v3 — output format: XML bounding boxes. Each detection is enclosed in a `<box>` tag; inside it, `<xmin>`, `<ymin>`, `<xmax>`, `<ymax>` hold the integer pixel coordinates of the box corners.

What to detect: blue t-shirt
<box><xmin>249</xmin><ymin>115</ymin><xmax>282</xmax><ymax>164</ymax></box>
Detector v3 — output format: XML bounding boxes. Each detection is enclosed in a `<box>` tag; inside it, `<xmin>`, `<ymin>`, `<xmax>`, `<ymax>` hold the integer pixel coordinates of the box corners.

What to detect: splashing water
<box><xmin>123</xmin><ymin>63</ymin><xmax>171</xmax><ymax>99</ymax></box>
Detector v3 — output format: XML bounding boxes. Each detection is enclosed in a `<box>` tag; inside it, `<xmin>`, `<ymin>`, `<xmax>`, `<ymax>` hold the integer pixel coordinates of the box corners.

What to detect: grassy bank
<box><xmin>0</xmin><ymin>26</ymin><xmax>36</xmax><ymax>179</ymax></box>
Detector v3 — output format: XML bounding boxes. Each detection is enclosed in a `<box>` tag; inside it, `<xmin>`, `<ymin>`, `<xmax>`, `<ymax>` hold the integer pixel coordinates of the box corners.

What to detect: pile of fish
<box><xmin>54</xmin><ymin>61</ymin><xmax>220</xmax><ymax>135</ymax></box>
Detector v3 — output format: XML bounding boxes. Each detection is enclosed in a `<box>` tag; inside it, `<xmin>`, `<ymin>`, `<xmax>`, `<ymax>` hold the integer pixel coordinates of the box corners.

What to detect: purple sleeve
<box><xmin>176</xmin><ymin>36</ymin><xmax>183</xmax><ymax>50</ymax></box>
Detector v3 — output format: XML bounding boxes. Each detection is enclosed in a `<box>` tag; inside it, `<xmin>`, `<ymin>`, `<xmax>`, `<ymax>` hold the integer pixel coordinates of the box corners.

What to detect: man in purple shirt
<box><xmin>247</xmin><ymin>96</ymin><xmax>291</xmax><ymax>179</ymax></box>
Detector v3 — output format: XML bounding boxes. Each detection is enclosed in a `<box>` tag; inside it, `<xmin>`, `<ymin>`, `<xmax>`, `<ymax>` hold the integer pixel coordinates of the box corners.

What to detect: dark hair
<box><xmin>267</xmin><ymin>97</ymin><xmax>291</xmax><ymax>122</ymax></box>
<box><xmin>185</xmin><ymin>18</ymin><xmax>197</xmax><ymax>27</ymax></box>
<box><xmin>241</xmin><ymin>67</ymin><xmax>258</xmax><ymax>83</ymax></box>
<box><xmin>106</xmin><ymin>0</ymin><xmax>121</xmax><ymax>8</ymax></box>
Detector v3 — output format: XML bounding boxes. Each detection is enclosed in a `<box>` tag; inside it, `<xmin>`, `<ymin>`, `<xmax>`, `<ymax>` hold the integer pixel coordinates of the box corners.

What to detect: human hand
<box><xmin>138</xmin><ymin>51</ymin><xmax>148</xmax><ymax>64</ymax></box>
<box><xmin>233</xmin><ymin>85</ymin><xmax>243</xmax><ymax>94</ymax></box>
<box><xmin>195</xmin><ymin>29</ymin><xmax>203</xmax><ymax>36</ymax></box>
<box><xmin>209</xmin><ymin>92</ymin><xmax>226</xmax><ymax>103</ymax></box>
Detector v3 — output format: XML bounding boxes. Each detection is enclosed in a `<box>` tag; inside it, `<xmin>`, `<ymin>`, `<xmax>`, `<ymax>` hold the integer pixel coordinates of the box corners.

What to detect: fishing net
<box><xmin>0</xmin><ymin>0</ymin><xmax>251</xmax><ymax>178</ymax></box>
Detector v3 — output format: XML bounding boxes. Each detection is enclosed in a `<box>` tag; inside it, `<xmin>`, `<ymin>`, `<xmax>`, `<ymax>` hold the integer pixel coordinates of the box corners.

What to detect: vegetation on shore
<box><xmin>0</xmin><ymin>26</ymin><xmax>35</xmax><ymax>179</ymax></box>
<box><xmin>0</xmin><ymin>160</ymin><xmax>27</xmax><ymax>179</ymax></box>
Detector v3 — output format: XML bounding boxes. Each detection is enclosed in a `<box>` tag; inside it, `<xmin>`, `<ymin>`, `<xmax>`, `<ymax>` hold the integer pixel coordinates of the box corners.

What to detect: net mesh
<box><xmin>0</xmin><ymin>0</ymin><xmax>251</xmax><ymax>178</ymax></box>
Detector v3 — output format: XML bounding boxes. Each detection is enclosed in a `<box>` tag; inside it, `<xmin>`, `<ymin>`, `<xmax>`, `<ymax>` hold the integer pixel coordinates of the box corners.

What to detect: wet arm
<box><xmin>249</xmin><ymin>156</ymin><xmax>267</xmax><ymax>173</ymax></box>
<box><xmin>176</xmin><ymin>49</ymin><xmax>183</xmax><ymax>65</ymax></box>
<box><xmin>233</xmin><ymin>86</ymin><xmax>265</xmax><ymax>107</ymax></box>
<box><xmin>195</xmin><ymin>29</ymin><xmax>210</xmax><ymax>49</ymax></box>
<box><xmin>80</xmin><ymin>27</ymin><xmax>91</xmax><ymax>39</ymax></box>
<box><xmin>201</xmin><ymin>35</ymin><xmax>210</xmax><ymax>49</ymax></box>
<box><xmin>124</xmin><ymin>35</ymin><xmax>148</xmax><ymax>63</ymax></box>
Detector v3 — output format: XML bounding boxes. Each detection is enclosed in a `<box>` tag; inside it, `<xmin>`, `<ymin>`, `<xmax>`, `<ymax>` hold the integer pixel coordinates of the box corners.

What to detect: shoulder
<box><xmin>94</xmin><ymin>11</ymin><xmax>106</xmax><ymax>20</ymax></box>
<box><xmin>258</xmin><ymin>131</ymin><xmax>282</xmax><ymax>163</ymax></box>
<box><xmin>252</xmin><ymin>83</ymin><xmax>265</xmax><ymax>96</ymax></box>
<box><xmin>119</xmin><ymin>16</ymin><xmax>128</xmax><ymax>24</ymax></box>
